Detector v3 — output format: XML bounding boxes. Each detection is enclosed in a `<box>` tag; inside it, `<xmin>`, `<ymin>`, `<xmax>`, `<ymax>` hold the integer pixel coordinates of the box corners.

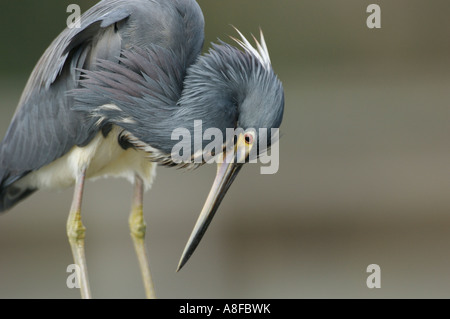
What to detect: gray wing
<box><xmin>0</xmin><ymin>1</ymin><xmax>131</xmax><ymax>184</ymax></box>
<box><xmin>0</xmin><ymin>0</ymin><xmax>205</xmax><ymax>211</ymax></box>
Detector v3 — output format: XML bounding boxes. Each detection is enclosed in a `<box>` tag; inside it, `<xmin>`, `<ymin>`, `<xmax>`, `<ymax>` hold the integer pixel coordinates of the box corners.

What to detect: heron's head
<box><xmin>229</xmin><ymin>29</ymin><xmax>284</xmax><ymax>159</ymax></box>
<box><xmin>177</xmin><ymin>29</ymin><xmax>284</xmax><ymax>270</ymax></box>
<box><xmin>178</xmin><ymin>28</ymin><xmax>284</xmax><ymax>161</ymax></box>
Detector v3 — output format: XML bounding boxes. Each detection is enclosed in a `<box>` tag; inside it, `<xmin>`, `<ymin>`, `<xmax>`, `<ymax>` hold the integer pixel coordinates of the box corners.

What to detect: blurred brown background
<box><xmin>0</xmin><ymin>0</ymin><xmax>449</xmax><ymax>298</ymax></box>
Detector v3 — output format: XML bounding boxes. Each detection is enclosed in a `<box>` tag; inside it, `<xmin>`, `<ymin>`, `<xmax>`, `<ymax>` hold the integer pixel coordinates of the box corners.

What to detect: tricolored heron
<box><xmin>0</xmin><ymin>0</ymin><xmax>284</xmax><ymax>298</ymax></box>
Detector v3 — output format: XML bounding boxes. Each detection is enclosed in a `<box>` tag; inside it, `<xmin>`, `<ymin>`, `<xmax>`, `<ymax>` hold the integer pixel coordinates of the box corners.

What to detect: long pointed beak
<box><xmin>177</xmin><ymin>133</ymin><xmax>251</xmax><ymax>271</ymax></box>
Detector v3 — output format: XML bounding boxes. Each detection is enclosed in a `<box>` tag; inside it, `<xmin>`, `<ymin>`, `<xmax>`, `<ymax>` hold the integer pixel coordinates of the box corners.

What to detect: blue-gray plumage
<box><xmin>0</xmin><ymin>0</ymin><xmax>284</xmax><ymax>298</ymax></box>
<box><xmin>73</xmin><ymin>42</ymin><xmax>283</xmax><ymax>156</ymax></box>
<box><xmin>0</xmin><ymin>0</ymin><xmax>204</xmax><ymax>209</ymax></box>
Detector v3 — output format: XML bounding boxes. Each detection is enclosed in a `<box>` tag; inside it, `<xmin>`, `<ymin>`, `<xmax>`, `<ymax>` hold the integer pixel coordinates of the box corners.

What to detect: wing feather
<box><xmin>0</xmin><ymin>0</ymin><xmax>205</xmax><ymax>212</ymax></box>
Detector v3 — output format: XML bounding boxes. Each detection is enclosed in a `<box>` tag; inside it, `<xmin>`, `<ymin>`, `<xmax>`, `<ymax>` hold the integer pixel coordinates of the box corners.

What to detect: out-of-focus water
<box><xmin>1</xmin><ymin>59</ymin><xmax>450</xmax><ymax>298</ymax></box>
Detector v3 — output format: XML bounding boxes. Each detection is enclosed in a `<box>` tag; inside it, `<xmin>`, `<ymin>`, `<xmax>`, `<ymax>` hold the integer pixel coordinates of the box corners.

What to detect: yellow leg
<box><xmin>67</xmin><ymin>166</ymin><xmax>92</xmax><ymax>299</ymax></box>
<box><xmin>129</xmin><ymin>175</ymin><xmax>156</xmax><ymax>299</ymax></box>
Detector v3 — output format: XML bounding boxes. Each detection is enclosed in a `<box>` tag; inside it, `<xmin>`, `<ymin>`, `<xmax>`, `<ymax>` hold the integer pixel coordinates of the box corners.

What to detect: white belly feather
<box><xmin>17</xmin><ymin>126</ymin><xmax>156</xmax><ymax>191</ymax></box>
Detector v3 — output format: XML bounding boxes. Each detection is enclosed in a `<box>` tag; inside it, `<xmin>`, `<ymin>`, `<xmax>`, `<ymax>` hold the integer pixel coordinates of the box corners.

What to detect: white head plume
<box><xmin>231</xmin><ymin>27</ymin><xmax>272</xmax><ymax>70</ymax></box>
